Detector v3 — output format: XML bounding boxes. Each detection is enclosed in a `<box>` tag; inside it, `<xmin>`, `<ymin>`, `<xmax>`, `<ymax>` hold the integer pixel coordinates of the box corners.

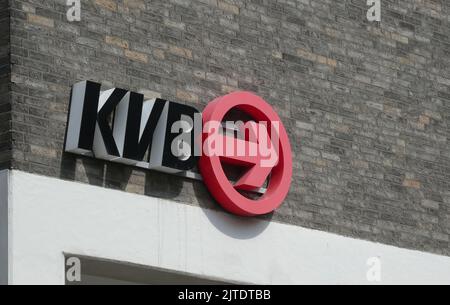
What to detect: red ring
<box><xmin>199</xmin><ymin>92</ymin><xmax>293</xmax><ymax>216</ymax></box>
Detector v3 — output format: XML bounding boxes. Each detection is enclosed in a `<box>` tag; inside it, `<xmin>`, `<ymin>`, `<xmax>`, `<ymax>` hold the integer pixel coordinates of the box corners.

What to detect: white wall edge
<box><xmin>0</xmin><ymin>169</ymin><xmax>9</xmax><ymax>285</ymax></box>
<box><xmin>7</xmin><ymin>170</ymin><xmax>450</xmax><ymax>285</ymax></box>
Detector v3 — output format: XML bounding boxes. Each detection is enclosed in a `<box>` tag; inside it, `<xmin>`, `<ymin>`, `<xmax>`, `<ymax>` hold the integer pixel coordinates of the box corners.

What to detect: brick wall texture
<box><xmin>4</xmin><ymin>0</ymin><xmax>450</xmax><ymax>255</ymax></box>
<box><xmin>0</xmin><ymin>0</ymin><xmax>10</xmax><ymax>169</ymax></box>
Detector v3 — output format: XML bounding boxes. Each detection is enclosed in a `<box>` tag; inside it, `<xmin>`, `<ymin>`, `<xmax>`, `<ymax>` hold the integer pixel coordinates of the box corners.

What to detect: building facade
<box><xmin>1</xmin><ymin>0</ymin><xmax>450</xmax><ymax>284</ymax></box>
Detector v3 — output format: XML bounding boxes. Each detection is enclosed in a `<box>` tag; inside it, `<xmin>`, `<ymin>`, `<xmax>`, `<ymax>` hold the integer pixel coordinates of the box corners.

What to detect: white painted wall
<box><xmin>6</xmin><ymin>170</ymin><xmax>450</xmax><ymax>285</ymax></box>
<box><xmin>0</xmin><ymin>170</ymin><xmax>8</xmax><ymax>284</ymax></box>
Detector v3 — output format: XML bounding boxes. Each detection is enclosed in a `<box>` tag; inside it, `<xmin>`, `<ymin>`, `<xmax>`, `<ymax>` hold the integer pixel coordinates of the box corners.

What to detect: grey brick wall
<box><xmin>0</xmin><ymin>0</ymin><xmax>10</xmax><ymax>169</ymax></box>
<box><xmin>5</xmin><ymin>0</ymin><xmax>450</xmax><ymax>255</ymax></box>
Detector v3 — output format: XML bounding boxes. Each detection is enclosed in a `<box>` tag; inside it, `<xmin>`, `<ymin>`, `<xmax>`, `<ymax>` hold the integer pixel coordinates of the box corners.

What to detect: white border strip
<box><xmin>0</xmin><ymin>170</ymin><xmax>9</xmax><ymax>284</ymax></box>
<box><xmin>7</xmin><ymin>170</ymin><xmax>450</xmax><ymax>285</ymax></box>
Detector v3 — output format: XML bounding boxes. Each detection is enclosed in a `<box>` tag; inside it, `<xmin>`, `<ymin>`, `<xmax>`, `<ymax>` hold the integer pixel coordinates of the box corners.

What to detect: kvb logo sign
<box><xmin>66</xmin><ymin>81</ymin><xmax>201</xmax><ymax>173</ymax></box>
<box><xmin>200</xmin><ymin>93</ymin><xmax>292</xmax><ymax>216</ymax></box>
<box><xmin>65</xmin><ymin>81</ymin><xmax>293</xmax><ymax>216</ymax></box>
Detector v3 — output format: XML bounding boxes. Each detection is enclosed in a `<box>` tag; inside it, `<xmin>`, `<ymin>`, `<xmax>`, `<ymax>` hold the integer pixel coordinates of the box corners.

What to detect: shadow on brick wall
<box><xmin>60</xmin><ymin>153</ymin><xmax>184</xmax><ymax>200</ymax></box>
<box><xmin>60</xmin><ymin>154</ymin><xmax>105</xmax><ymax>187</ymax></box>
<box><xmin>144</xmin><ymin>170</ymin><xmax>184</xmax><ymax>200</ymax></box>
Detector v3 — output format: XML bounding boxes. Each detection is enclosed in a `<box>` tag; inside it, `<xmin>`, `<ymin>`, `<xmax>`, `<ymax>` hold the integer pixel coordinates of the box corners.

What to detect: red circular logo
<box><xmin>199</xmin><ymin>92</ymin><xmax>293</xmax><ymax>216</ymax></box>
